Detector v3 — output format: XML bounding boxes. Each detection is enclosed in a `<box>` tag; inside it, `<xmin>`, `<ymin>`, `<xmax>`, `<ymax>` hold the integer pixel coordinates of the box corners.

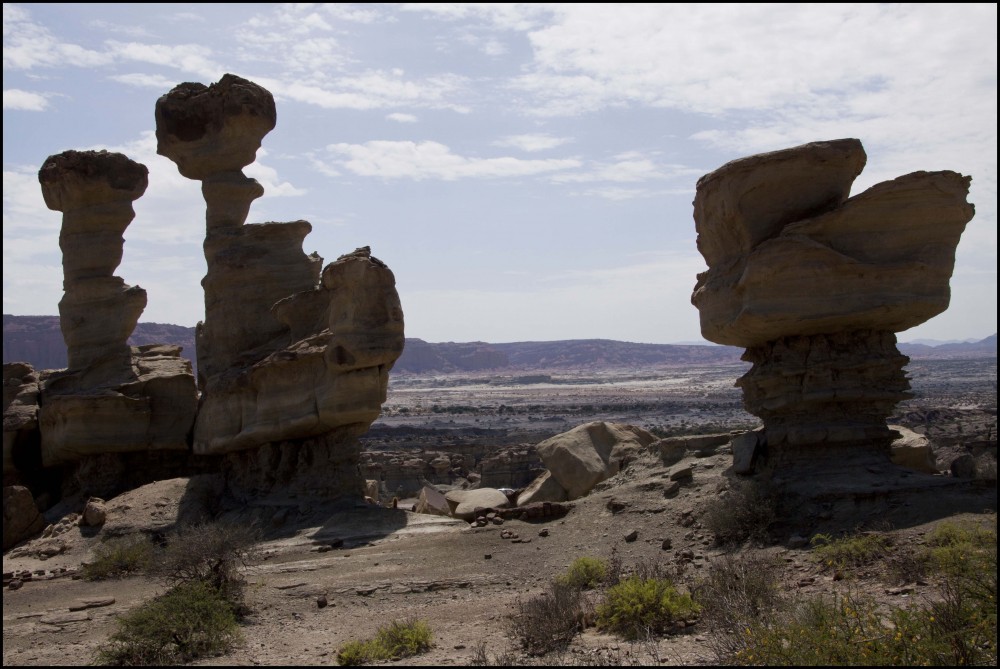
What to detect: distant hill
<box><xmin>4</xmin><ymin>315</ymin><xmax>995</xmax><ymax>374</ymax></box>
<box><xmin>3</xmin><ymin>315</ymin><xmax>197</xmax><ymax>371</ymax></box>
<box><xmin>899</xmin><ymin>334</ymin><xmax>997</xmax><ymax>359</ymax></box>
<box><xmin>394</xmin><ymin>338</ymin><xmax>744</xmax><ymax>373</ymax></box>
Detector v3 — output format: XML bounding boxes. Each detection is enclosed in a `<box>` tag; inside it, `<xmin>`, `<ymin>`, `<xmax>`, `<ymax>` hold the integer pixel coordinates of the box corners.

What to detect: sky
<box><xmin>3</xmin><ymin>3</ymin><xmax>997</xmax><ymax>345</ymax></box>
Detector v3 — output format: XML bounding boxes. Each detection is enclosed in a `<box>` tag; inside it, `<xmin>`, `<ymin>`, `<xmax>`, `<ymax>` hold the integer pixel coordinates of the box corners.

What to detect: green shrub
<box><xmin>734</xmin><ymin>586</ymin><xmax>997</xmax><ymax>667</ymax></box>
<box><xmin>810</xmin><ymin>531</ymin><xmax>893</xmax><ymax>571</ymax></box>
<box><xmin>337</xmin><ymin>619</ymin><xmax>433</xmax><ymax>665</ymax></box>
<box><xmin>94</xmin><ymin>579</ymin><xmax>240</xmax><ymax>666</ymax></box>
<box><xmin>507</xmin><ymin>581</ymin><xmax>590</xmax><ymax>656</ymax></box>
<box><xmin>556</xmin><ymin>556</ymin><xmax>608</xmax><ymax>590</ymax></box>
<box><xmin>83</xmin><ymin>534</ymin><xmax>155</xmax><ymax>581</ymax></box>
<box><xmin>596</xmin><ymin>576</ymin><xmax>700</xmax><ymax>640</ymax></box>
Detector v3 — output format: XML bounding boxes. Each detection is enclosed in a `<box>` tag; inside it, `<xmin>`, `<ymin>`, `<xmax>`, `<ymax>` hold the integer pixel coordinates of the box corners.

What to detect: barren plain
<box><xmin>3</xmin><ymin>356</ymin><xmax>996</xmax><ymax>666</ymax></box>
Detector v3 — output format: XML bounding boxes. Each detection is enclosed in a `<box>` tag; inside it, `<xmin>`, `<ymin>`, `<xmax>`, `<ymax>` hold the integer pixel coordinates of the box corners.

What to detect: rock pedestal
<box><xmin>691</xmin><ymin>139</ymin><xmax>974</xmax><ymax>465</ymax></box>
<box><xmin>32</xmin><ymin>152</ymin><xmax>198</xmax><ymax>473</ymax></box>
<box><xmin>156</xmin><ymin>74</ymin><xmax>404</xmax><ymax>497</ymax></box>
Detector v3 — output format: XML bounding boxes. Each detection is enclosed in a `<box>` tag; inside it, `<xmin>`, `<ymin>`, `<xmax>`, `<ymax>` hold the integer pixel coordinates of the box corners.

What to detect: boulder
<box><xmin>889</xmin><ymin>425</ymin><xmax>937</xmax><ymax>474</ymax></box>
<box><xmin>516</xmin><ymin>470</ymin><xmax>569</xmax><ymax>506</ymax></box>
<box><xmin>535</xmin><ymin>422</ymin><xmax>656</xmax><ymax>500</ymax></box>
<box><xmin>81</xmin><ymin>497</ymin><xmax>107</xmax><ymax>527</ymax></box>
<box><xmin>444</xmin><ymin>488</ymin><xmax>510</xmax><ymax>521</ymax></box>
<box><xmin>3</xmin><ymin>486</ymin><xmax>45</xmax><ymax>550</ymax></box>
<box><xmin>415</xmin><ymin>485</ymin><xmax>451</xmax><ymax>517</ymax></box>
<box><xmin>654</xmin><ymin>433</ymin><xmax>730</xmax><ymax>464</ymax></box>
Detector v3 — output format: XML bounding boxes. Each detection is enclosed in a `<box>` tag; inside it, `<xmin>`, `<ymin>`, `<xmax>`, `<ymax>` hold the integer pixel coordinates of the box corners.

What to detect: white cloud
<box><xmin>493</xmin><ymin>133</ymin><xmax>571</xmax><ymax>152</ymax></box>
<box><xmin>105</xmin><ymin>41</ymin><xmax>223</xmax><ymax>79</ymax></box>
<box><xmin>110</xmin><ymin>73</ymin><xmax>182</xmax><ymax>90</ymax></box>
<box><xmin>326</xmin><ymin>140</ymin><xmax>581</xmax><ymax>180</ymax></box>
<box><xmin>3</xmin><ymin>88</ymin><xmax>48</xmax><ymax>111</ymax></box>
<box><xmin>259</xmin><ymin>71</ymin><xmax>470</xmax><ymax>112</ymax></box>
<box><xmin>386</xmin><ymin>112</ymin><xmax>418</xmax><ymax>123</ymax></box>
<box><xmin>3</xmin><ymin>4</ymin><xmax>113</xmax><ymax>69</ymax></box>
<box><xmin>401</xmin><ymin>4</ymin><xmax>555</xmax><ymax>32</ymax></box>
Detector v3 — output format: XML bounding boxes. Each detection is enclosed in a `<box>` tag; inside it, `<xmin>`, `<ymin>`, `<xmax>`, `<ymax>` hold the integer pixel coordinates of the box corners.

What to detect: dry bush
<box><xmin>702</xmin><ymin>478</ymin><xmax>776</xmax><ymax>545</ymax></box>
<box><xmin>694</xmin><ymin>552</ymin><xmax>785</xmax><ymax>662</ymax></box>
<box><xmin>154</xmin><ymin>521</ymin><xmax>262</xmax><ymax>608</ymax></box>
<box><xmin>507</xmin><ymin>581</ymin><xmax>592</xmax><ymax>656</ymax></box>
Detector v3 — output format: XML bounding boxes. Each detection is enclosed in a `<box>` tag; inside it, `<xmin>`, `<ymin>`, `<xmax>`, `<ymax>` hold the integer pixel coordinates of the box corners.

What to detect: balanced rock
<box><xmin>157</xmin><ymin>74</ymin><xmax>403</xmax><ymax>497</ymax></box>
<box><xmin>34</xmin><ymin>151</ymin><xmax>197</xmax><ymax>472</ymax></box>
<box><xmin>536</xmin><ymin>422</ymin><xmax>656</xmax><ymax>499</ymax></box>
<box><xmin>691</xmin><ymin>139</ymin><xmax>974</xmax><ymax>464</ymax></box>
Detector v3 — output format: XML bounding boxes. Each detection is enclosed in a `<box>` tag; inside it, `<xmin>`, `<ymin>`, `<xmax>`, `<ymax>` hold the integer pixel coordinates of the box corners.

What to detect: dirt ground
<box><xmin>3</xmin><ymin>440</ymin><xmax>996</xmax><ymax>666</ymax></box>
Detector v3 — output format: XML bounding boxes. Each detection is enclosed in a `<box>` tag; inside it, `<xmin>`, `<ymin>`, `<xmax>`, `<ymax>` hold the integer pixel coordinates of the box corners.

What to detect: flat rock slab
<box><xmin>68</xmin><ymin>597</ymin><xmax>115</xmax><ymax>611</ymax></box>
<box><xmin>39</xmin><ymin>611</ymin><xmax>90</xmax><ymax>625</ymax></box>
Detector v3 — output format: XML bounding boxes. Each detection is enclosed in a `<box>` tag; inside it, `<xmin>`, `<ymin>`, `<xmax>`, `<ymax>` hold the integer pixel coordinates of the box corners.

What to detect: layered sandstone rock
<box><xmin>34</xmin><ymin>151</ymin><xmax>198</xmax><ymax>471</ymax></box>
<box><xmin>3</xmin><ymin>363</ymin><xmax>40</xmax><ymax>485</ymax></box>
<box><xmin>156</xmin><ymin>74</ymin><xmax>403</xmax><ymax>497</ymax></box>
<box><xmin>692</xmin><ymin>139</ymin><xmax>974</xmax><ymax>462</ymax></box>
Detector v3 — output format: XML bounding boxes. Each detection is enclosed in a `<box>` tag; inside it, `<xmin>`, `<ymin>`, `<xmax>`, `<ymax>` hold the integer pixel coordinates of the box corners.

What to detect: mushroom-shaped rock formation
<box><xmin>691</xmin><ymin>139</ymin><xmax>974</xmax><ymax>465</ymax></box>
<box><xmin>156</xmin><ymin>74</ymin><xmax>404</xmax><ymax>498</ymax></box>
<box><xmin>31</xmin><ymin>151</ymin><xmax>198</xmax><ymax>476</ymax></box>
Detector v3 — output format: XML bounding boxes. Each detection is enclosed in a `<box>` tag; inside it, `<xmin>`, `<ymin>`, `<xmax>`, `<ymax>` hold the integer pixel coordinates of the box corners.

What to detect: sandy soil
<box><xmin>3</xmin><ymin>443</ymin><xmax>996</xmax><ymax>667</ymax></box>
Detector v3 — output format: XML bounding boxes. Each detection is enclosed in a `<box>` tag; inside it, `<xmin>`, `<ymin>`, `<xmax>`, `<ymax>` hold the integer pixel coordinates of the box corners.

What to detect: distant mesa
<box><xmin>692</xmin><ymin>138</ymin><xmax>976</xmax><ymax>468</ymax></box>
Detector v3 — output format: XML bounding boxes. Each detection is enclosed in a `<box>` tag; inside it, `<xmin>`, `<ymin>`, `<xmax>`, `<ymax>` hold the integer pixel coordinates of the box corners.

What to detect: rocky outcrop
<box><xmin>31</xmin><ymin>151</ymin><xmax>198</xmax><ymax>474</ymax></box>
<box><xmin>3</xmin><ymin>363</ymin><xmax>40</xmax><ymax>485</ymax></box>
<box><xmin>3</xmin><ymin>485</ymin><xmax>46</xmax><ymax>550</ymax></box>
<box><xmin>155</xmin><ymin>74</ymin><xmax>403</xmax><ymax>497</ymax></box>
<box><xmin>692</xmin><ymin>139</ymin><xmax>974</xmax><ymax>463</ymax></box>
<box><xmin>535</xmin><ymin>421</ymin><xmax>656</xmax><ymax>500</ymax></box>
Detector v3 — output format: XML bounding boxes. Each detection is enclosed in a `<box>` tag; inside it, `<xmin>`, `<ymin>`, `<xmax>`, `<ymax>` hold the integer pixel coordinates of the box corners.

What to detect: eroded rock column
<box><xmin>38</xmin><ymin>150</ymin><xmax>149</xmax><ymax>376</ymax></box>
<box><xmin>33</xmin><ymin>151</ymin><xmax>198</xmax><ymax>476</ymax></box>
<box><xmin>691</xmin><ymin>139</ymin><xmax>975</xmax><ymax>465</ymax></box>
<box><xmin>155</xmin><ymin>74</ymin><xmax>404</xmax><ymax>498</ymax></box>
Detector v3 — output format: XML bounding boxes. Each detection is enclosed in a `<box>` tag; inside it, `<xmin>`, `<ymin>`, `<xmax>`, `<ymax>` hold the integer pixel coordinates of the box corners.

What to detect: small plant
<box><xmin>155</xmin><ymin>520</ymin><xmax>262</xmax><ymax>609</ymax></box>
<box><xmin>733</xmin><ymin>586</ymin><xmax>997</xmax><ymax>666</ymax></box>
<box><xmin>507</xmin><ymin>581</ymin><xmax>591</xmax><ymax>655</ymax></box>
<box><xmin>810</xmin><ymin>531</ymin><xmax>893</xmax><ymax>571</ymax></box>
<box><xmin>596</xmin><ymin>576</ymin><xmax>700</xmax><ymax>640</ymax></box>
<box><xmin>82</xmin><ymin>534</ymin><xmax>155</xmax><ymax>581</ymax></box>
<box><xmin>556</xmin><ymin>556</ymin><xmax>607</xmax><ymax>590</ymax></box>
<box><xmin>94</xmin><ymin>579</ymin><xmax>240</xmax><ymax>665</ymax></box>
<box><xmin>337</xmin><ymin>619</ymin><xmax>433</xmax><ymax>665</ymax></box>
<box><xmin>702</xmin><ymin>478</ymin><xmax>776</xmax><ymax>545</ymax></box>
<box><xmin>695</xmin><ymin>552</ymin><xmax>785</xmax><ymax>662</ymax></box>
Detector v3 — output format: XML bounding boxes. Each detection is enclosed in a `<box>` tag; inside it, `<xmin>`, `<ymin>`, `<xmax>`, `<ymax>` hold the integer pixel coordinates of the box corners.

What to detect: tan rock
<box><xmin>691</xmin><ymin>139</ymin><xmax>974</xmax><ymax>460</ymax></box>
<box><xmin>34</xmin><ymin>151</ymin><xmax>198</xmax><ymax>469</ymax></box>
<box><xmin>3</xmin><ymin>363</ymin><xmax>40</xmax><ymax>484</ymax></box>
<box><xmin>415</xmin><ymin>485</ymin><xmax>451</xmax><ymax>517</ymax></box>
<box><xmin>3</xmin><ymin>485</ymin><xmax>45</xmax><ymax>550</ymax></box>
<box><xmin>889</xmin><ymin>425</ymin><xmax>937</xmax><ymax>474</ymax></box>
<box><xmin>444</xmin><ymin>488</ymin><xmax>510</xmax><ymax>521</ymax></box>
<box><xmin>516</xmin><ymin>470</ymin><xmax>568</xmax><ymax>506</ymax></box>
<box><xmin>81</xmin><ymin>497</ymin><xmax>107</xmax><ymax>527</ymax></box>
<box><xmin>535</xmin><ymin>422</ymin><xmax>656</xmax><ymax>500</ymax></box>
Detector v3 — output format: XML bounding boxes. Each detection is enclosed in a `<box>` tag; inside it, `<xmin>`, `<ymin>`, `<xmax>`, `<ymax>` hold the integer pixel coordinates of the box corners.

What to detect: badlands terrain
<box><xmin>2</xmin><ymin>353</ymin><xmax>996</xmax><ymax>666</ymax></box>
